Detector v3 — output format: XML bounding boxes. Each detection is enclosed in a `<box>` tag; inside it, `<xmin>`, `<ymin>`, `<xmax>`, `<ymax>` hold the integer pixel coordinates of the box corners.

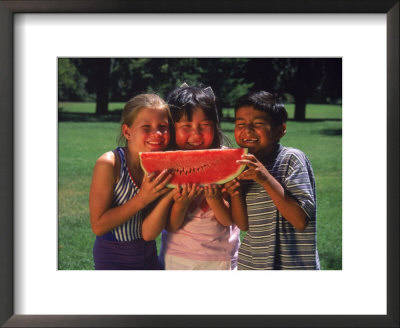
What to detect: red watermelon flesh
<box><xmin>139</xmin><ymin>148</ymin><xmax>248</xmax><ymax>188</ymax></box>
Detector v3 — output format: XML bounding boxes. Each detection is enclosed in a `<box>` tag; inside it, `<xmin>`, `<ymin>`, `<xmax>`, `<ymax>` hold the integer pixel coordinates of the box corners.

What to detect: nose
<box><xmin>244</xmin><ymin>124</ymin><xmax>255</xmax><ymax>131</ymax></box>
<box><xmin>151</xmin><ymin>128</ymin><xmax>163</xmax><ymax>136</ymax></box>
<box><xmin>191</xmin><ymin>126</ymin><xmax>201</xmax><ymax>136</ymax></box>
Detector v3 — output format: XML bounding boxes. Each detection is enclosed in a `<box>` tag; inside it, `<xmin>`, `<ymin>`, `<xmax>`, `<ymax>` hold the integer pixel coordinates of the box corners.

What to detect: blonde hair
<box><xmin>118</xmin><ymin>94</ymin><xmax>171</xmax><ymax>146</ymax></box>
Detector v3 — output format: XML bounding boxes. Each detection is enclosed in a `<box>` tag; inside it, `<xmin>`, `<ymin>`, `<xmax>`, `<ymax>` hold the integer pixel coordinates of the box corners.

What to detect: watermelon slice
<box><xmin>139</xmin><ymin>148</ymin><xmax>248</xmax><ymax>188</ymax></box>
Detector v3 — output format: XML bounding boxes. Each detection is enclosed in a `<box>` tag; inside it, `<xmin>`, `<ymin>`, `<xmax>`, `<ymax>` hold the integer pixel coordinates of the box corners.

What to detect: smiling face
<box><xmin>122</xmin><ymin>107</ymin><xmax>170</xmax><ymax>155</ymax></box>
<box><xmin>174</xmin><ymin>107</ymin><xmax>215</xmax><ymax>150</ymax></box>
<box><xmin>234</xmin><ymin>106</ymin><xmax>286</xmax><ymax>157</ymax></box>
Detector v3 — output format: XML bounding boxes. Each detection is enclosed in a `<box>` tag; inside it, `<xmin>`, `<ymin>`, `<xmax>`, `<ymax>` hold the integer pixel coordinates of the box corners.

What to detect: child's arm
<box><xmin>141</xmin><ymin>189</ymin><xmax>178</xmax><ymax>241</ymax></box>
<box><xmin>223</xmin><ymin>179</ymin><xmax>249</xmax><ymax>231</ymax></box>
<box><xmin>237</xmin><ymin>154</ymin><xmax>308</xmax><ymax>231</ymax></box>
<box><xmin>89</xmin><ymin>153</ymin><xmax>173</xmax><ymax>236</ymax></box>
<box><xmin>204</xmin><ymin>185</ymin><xmax>233</xmax><ymax>227</ymax></box>
<box><xmin>167</xmin><ymin>184</ymin><xmax>202</xmax><ymax>232</ymax></box>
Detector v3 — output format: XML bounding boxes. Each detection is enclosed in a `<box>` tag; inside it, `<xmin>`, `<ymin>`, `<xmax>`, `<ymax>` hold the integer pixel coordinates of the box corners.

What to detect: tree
<box><xmin>93</xmin><ymin>59</ymin><xmax>111</xmax><ymax>115</ymax></box>
<box><xmin>58</xmin><ymin>58</ymin><xmax>87</xmax><ymax>101</ymax></box>
<box><xmin>196</xmin><ymin>58</ymin><xmax>253</xmax><ymax>109</ymax></box>
<box><xmin>109</xmin><ymin>58</ymin><xmax>153</xmax><ymax>101</ymax></box>
<box><xmin>60</xmin><ymin>58</ymin><xmax>341</xmax><ymax>119</ymax></box>
<box><xmin>243</xmin><ymin>58</ymin><xmax>342</xmax><ymax>121</ymax></box>
<box><xmin>72</xmin><ymin>58</ymin><xmax>111</xmax><ymax>115</ymax></box>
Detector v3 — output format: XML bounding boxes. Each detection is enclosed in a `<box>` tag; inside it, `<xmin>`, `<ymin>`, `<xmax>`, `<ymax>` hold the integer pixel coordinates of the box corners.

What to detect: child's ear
<box><xmin>281</xmin><ymin>123</ymin><xmax>287</xmax><ymax>137</ymax></box>
<box><xmin>278</xmin><ymin>123</ymin><xmax>287</xmax><ymax>139</ymax></box>
<box><xmin>122</xmin><ymin>124</ymin><xmax>131</xmax><ymax>140</ymax></box>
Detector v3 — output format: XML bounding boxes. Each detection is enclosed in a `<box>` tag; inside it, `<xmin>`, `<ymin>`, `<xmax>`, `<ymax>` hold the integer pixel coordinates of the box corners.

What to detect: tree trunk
<box><xmin>293</xmin><ymin>59</ymin><xmax>310</xmax><ymax>121</ymax></box>
<box><xmin>94</xmin><ymin>59</ymin><xmax>111</xmax><ymax>115</ymax></box>
<box><xmin>294</xmin><ymin>95</ymin><xmax>307</xmax><ymax>121</ymax></box>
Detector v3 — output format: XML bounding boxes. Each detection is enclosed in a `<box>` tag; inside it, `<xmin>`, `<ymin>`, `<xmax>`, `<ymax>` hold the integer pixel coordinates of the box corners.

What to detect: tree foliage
<box><xmin>58</xmin><ymin>58</ymin><xmax>88</xmax><ymax>101</ymax></box>
<box><xmin>243</xmin><ymin>58</ymin><xmax>342</xmax><ymax>121</ymax></box>
<box><xmin>58</xmin><ymin>58</ymin><xmax>341</xmax><ymax>120</ymax></box>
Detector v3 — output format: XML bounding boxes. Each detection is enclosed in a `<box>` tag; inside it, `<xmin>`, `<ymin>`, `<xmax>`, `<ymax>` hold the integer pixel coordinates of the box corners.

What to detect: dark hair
<box><xmin>167</xmin><ymin>84</ymin><xmax>230</xmax><ymax>149</ymax></box>
<box><xmin>234</xmin><ymin>91</ymin><xmax>288</xmax><ymax>127</ymax></box>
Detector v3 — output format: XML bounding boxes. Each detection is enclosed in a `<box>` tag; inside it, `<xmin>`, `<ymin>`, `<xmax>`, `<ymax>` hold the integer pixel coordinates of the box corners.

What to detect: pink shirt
<box><xmin>160</xmin><ymin>194</ymin><xmax>240</xmax><ymax>263</ymax></box>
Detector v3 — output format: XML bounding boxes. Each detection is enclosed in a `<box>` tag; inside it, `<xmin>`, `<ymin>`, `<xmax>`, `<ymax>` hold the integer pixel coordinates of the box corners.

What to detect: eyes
<box><xmin>141</xmin><ymin>124</ymin><xmax>169</xmax><ymax>133</ymax></box>
<box><xmin>235</xmin><ymin>121</ymin><xmax>266</xmax><ymax>128</ymax></box>
<box><xmin>176</xmin><ymin>122</ymin><xmax>213</xmax><ymax>130</ymax></box>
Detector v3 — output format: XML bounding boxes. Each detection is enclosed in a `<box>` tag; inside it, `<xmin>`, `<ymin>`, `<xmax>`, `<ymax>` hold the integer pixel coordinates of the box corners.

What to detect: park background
<box><xmin>58</xmin><ymin>57</ymin><xmax>342</xmax><ymax>270</ymax></box>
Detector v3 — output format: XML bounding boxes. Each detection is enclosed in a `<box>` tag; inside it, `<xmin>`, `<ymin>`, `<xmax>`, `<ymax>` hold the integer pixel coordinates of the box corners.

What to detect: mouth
<box><xmin>241</xmin><ymin>138</ymin><xmax>259</xmax><ymax>143</ymax></box>
<box><xmin>186</xmin><ymin>141</ymin><xmax>203</xmax><ymax>148</ymax></box>
<box><xmin>146</xmin><ymin>140</ymin><xmax>165</xmax><ymax>149</ymax></box>
<box><xmin>188</xmin><ymin>142</ymin><xmax>203</xmax><ymax>146</ymax></box>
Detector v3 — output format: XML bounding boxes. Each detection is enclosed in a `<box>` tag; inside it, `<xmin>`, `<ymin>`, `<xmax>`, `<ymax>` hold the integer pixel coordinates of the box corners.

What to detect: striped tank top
<box><xmin>98</xmin><ymin>147</ymin><xmax>143</xmax><ymax>242</ymax></box>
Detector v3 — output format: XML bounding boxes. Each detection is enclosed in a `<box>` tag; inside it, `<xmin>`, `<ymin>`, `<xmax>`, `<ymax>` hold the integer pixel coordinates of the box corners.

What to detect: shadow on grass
<box><xmin>59</xmin><ymin>112</ymin><xmax>342</xmax><ymax>139</ymax></box>
<box><xmin>221</xmin><ymin>117</ymin><xmax>342</xmax><ymax>123</ymax></box>
<box><xmin>318</xmin><ymin>128</ymin><xmax>342</xmax><ymax>136</ymax></box>
<box><xmin>222</xmin><ymin>118</ymin><xmax>342</xmax><ymax>136</ymax></box>
<box><xmin>58</xmin><ymin>110</ymin><xmax>122</xmax><ymax>122</ymax></box>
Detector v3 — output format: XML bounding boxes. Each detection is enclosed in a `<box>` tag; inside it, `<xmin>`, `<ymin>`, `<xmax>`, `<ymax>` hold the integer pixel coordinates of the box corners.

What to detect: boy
<box><xmin>224</xmin><ymin>91</ymin><xmax>320</xmax><ymax>270</ymax></box>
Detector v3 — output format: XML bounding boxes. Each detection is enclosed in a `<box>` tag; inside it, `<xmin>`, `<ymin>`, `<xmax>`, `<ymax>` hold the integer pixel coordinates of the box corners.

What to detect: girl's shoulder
<box><xmin>94</xmin><ymin>148</ymin><xmax>121</xmax><ymax>181</ymax></box>
<box><xmin>96</xmin><ymin>149</ymin><xmax>117</xmax><ymax>166</ymax></box>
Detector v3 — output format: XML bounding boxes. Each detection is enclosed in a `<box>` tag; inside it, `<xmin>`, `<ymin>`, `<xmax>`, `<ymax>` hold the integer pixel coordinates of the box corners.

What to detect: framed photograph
<box><xmin>1</xmin><ymin>1</ymin><xmax>398</xmax><ymax>327</ymax></box>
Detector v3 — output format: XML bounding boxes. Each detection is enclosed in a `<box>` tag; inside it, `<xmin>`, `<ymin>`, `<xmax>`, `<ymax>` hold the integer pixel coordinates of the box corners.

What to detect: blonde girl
<box><xmin>89</xmin><ymin>94</ymin><xmax>175</xmax><ymax>270</ymax></box>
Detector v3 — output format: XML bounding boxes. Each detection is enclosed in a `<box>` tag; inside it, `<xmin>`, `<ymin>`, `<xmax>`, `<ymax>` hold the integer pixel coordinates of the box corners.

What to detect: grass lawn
<box><xmin>58</xmin><ymin>102</ymin><xmax>342</xmax><ymax>270</ymax></box>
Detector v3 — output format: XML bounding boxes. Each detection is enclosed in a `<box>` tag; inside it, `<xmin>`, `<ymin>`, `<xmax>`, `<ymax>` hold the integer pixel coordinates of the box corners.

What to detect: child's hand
<box><xmin>204</xmin><ymin>184</ymin><xmax>222</xmax><ymax>200</ymax></box>
<box><xmin>137</xmin><ymin>169</ymin><xmax>173</xmax><ymax>206</ymax></box>
<box><xmin>237</xmin><ymin>154</ymin><xmax>270</xmax><ymax>184</ymax></box>
<box><xmin>165</xmin><ymin>187</ymin><xmax>180</xmax><ymax>200</ymax></box>
<box><xmin>222</xmin><ymin>179</ymin><xmax>241</xmax><ymax>197</ymax></box>
<box><xmin>173</xmin><ymin>183</ymin><xmax>202</xmax><ymax>205</ymax></box>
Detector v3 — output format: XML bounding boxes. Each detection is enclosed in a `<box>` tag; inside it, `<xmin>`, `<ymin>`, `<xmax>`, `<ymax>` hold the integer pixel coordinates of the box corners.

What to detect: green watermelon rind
<box><xmin>139</xmin><ymin>148</ymin><xmax>248</xmax><ymax>189</ymax></box>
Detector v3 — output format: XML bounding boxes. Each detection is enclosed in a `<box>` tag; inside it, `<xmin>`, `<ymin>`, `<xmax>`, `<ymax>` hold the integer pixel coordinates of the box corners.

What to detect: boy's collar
<box><xmin>256</xmin><ymin>143</ymin><xmax>282</xmax><ymax>163</ymax></box>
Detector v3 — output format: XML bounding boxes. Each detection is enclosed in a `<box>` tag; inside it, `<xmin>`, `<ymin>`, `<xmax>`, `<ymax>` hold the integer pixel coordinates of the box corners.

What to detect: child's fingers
<box><xmin>155</xmin><ymin>174</ymin><xmax>173</xmax><ymax>191</ymax></box>
<box><xmin>159</xmin><ymin>188</ymin><xmax>171</xmax><ymax>196</ymax></box>
<box><xmin>236</xmin><ymin>159</ymin><xmax>257</xmax><ymax>167</ymax></box>
<box><xmin>207</xmin><ymin>184</ymin><xmax>214</xmax><ymax>196</ymax></box>
<box><xmin>238</xmin><ymin>170</ymin><xmax>253</xmax><ymax>180</ymax></box>
<box><xmin>153</xmin><ymin>169</ymin><xmax>172</xmax><ymax>184</ymax></box>
<box><xmin>195</xmin><ymin>187</ymin><xmax>203</xmax><ymax>197</ymax></box>
<box><xmin>204</xmin><ymin>184</ymin><xmax>219</xmax><ymax>197</ymax></box>
<box><xmin>171</xmin><ymin>188</ymin><xmax>180</xmax><ymax>196</ymax></box>
<box><xmin>195</xmin><ymin>186</ymin><xmax>204</xmax><ymax>197</ymax></box>
<box><xmin>227</xmin><ymin>180</ymin><xmax>240</xmax><ymax>192</ymax></box>
<box><xmin>173</xmin><ymin>187</ymin><xmax>183</xmax><ymax>200</ymax></box>
<box><xmin>211</xmin><ymin>184</ymin><xmax>219</xmax><ymax>195</ymax></box>
<box><xmin>180</xmin><ymin>184</ymin><xmax>187</xmax><ymax>196</ymax></box>
<box><xmin>224</xmin><ymin>179</ymin><xmax>236</xmax><ymax>188</ymax></box>
<box><xmin>143</xmin><ymin>171</ymin><xmax>157</xmax><ymax>183</ymax></box>
<box><xmin>241</xmin><ymin>154</ymin><xmax>257</xmax><ymax>161</ymax></box>
<box><xmin>185</xmin><ymin>183</ymin><xmax>193</xmax><ymax>195</ymax></box>
<box><xmin>188</xmin><ymin>184</ymin><xmax>198</xmax><ymax>197</ymax></box>
<box><xmin>223</xmin><ymin>180</ymin><xmax>237</xmax><ymax>192</ymax></box>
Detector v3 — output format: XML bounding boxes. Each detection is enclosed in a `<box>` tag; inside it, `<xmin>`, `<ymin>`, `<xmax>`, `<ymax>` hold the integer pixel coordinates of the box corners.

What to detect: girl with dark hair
<box><xmin>159</xmin><ymin>83</ymin><xmax>240</xmax><ymax>270</ymax></box>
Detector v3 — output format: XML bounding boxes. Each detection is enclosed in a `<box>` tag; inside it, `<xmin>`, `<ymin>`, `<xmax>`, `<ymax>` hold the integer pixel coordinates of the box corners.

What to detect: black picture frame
<box><xmin>0</xmin><ymin>1</ymin><xmax>398</xmax><ymax>327</ymax></box>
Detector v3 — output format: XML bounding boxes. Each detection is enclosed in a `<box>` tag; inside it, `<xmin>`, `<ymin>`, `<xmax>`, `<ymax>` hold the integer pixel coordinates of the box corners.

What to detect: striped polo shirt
<box><xmin>98</xmin><ymin>147</ymin><xmax>144</xmax><ymax>242</ymax></box>
<box><xmin>238</xmin><ymin>144</ymin><xmax>320</xmax><ymax>270</ymax></box>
